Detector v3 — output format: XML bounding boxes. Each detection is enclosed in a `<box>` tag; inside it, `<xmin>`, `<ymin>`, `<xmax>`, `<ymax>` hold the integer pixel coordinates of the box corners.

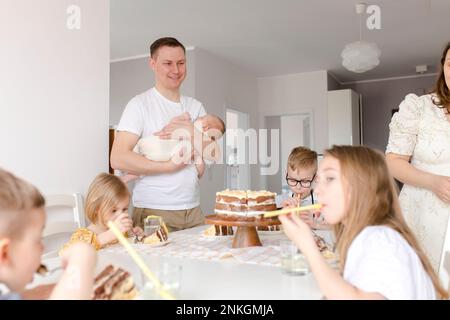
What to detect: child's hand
<box><xmin>59</xmin><ymin>242</ymin><xmax>97</xmax><ymax>269</ymax></box>
<box><xmin>112</xmin><ymin>212</ymin><xmax>133</xmax><ymax>233</ymax></box>
<box><xmin>279</xmin><ymin>212</ymin><xmax>317</xmax><ymax>255</ymax></box>
<box><xmin>281</xmin><ymin>197</ymin><xmax>299</xmax><ymax>208</ymax></box>
<box><xmin>299</xmin><ymin>211</ymin><xmax>315</xmax><ymax>227</ymax></box>
<box><xmin>50</xmin><ymin>242</ymin><xmax>96</xmax><ymax>300</ymax></box>
<box><xmin>132</xmin><ymin>226</ymin><xmax>144</xmax><ymax>237</ymax></box>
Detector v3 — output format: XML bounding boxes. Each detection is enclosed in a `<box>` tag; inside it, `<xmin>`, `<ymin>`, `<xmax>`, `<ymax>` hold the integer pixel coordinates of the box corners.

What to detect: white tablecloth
<box><xmin>31</xmin><ymin>225</ymin><xmax>330</xmax><ymax>299</ymax></box>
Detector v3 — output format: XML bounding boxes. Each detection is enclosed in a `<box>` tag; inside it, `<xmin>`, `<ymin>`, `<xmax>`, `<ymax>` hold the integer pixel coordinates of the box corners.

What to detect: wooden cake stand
<box><xmin>204</xmin><ymin>214</ymin><xmax>281</xmax><ymax>248</ymax></box>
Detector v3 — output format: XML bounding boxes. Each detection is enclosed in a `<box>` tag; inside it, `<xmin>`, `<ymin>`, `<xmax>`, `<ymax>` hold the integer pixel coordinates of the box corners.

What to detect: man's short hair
<box><xmin>150</xmin><ymin>37</ymin><xmax>186</xmax><ymax>58</ymax></box>
<box><xmin>0</xmin><ymin>168</ymin><xmax>45</xmax><ymax>239</ymax></box>
<box><xmin>288</xmin><ymin>147</ymin><xmax>318</xmax><ymax>171</ymax></box>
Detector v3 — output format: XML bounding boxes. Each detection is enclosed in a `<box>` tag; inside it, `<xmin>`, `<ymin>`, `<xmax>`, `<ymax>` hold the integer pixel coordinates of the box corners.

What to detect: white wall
<box><xmin>258</xmin><ymin>70</ymin><xmax>329</xmax><ymax>153</ymax></box>
<box><xmin>0</xmin><ymin>0</ymin><xmax>110</xmax><ymax>196</ymax></box>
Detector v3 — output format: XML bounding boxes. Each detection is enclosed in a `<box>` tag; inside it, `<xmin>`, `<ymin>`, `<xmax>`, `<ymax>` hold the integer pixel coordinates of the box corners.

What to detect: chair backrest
<box><xmin>42</xmin><ymin>193</ymin><xmax>85</xmax><ymax>258</ymax></box>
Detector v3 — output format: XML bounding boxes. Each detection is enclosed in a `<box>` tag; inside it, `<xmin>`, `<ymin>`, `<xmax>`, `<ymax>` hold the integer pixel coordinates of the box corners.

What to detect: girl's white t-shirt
<box><xmin>116</xmin><ymin>87</ymin><xmax>206</xmax><ymax>210</ymax></box>
<box><xmin>344</xmin><ymin>226</ymin><xmax>436</xmax><ymax>300</ymax></box>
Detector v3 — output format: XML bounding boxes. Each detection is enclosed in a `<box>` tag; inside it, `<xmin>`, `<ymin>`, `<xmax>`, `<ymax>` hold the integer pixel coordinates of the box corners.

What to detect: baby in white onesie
<box><xmin>121</xmin><ymin>114</ymin><xmax>224</xmax><ymax>183</ymax></box>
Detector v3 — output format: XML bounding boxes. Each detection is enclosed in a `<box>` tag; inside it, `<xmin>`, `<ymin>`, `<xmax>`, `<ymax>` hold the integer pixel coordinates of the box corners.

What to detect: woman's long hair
<box><xmin>431</xmin><ymin>42</ymin><xmax>450</xmax><ymax>113</ymax></box>
<box><xmin>326</xmin><ymin>145</ymin><xmax>448</xmax><ymax>299</ymax></box>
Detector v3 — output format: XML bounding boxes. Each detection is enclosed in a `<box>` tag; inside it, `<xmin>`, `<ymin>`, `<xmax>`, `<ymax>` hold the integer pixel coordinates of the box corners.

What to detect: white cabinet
<box><xmin>327</xmin><ymin>89</ymin><xmax>362</xmax><ymax>147</ymax></box>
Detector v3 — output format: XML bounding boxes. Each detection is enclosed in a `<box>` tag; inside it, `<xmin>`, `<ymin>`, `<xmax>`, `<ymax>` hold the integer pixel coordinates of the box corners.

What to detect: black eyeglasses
<box><xmin>285</xmin><ymin>173</ymin><xmax>316</xmax><ymax>188</ymax></box>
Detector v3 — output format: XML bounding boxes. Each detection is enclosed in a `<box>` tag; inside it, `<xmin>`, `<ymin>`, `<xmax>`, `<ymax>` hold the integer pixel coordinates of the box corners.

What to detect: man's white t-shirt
<box><xmin>116</xmin><ymin>87</ymin><xmax>206</xmax><ymax>210</ymax></box>
<box><xmin>344</xmin><ymin>226</ymin><xmax>436</xmax><ymax>300</ymax></box>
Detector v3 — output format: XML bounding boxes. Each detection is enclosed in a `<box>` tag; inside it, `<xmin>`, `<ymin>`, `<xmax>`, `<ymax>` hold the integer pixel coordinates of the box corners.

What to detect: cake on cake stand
<box><xmin>204</xmin><ymin>214</ymin><xmax>281</xmax><ymax>248</ymax></box>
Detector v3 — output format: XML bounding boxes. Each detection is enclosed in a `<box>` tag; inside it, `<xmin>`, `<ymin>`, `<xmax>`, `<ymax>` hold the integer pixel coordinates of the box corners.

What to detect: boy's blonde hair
<box><xmin>287</xmin><ymin>147</ymin><xmax>318</xmax><ymax>171</ymax></box>
<box><xmin>326</xmin><ymin>145</ymin><xmax>448</xmax><ymax>299</ymax></box>
<box><xmin>85</xmin><ymin>173</ymin><xmax>130</xmax><ymax>225</ymax></box>
<box><xmin>0</xmin><ymin>168</ymin><xmax>45</xmax><ymax>239</ymax></box>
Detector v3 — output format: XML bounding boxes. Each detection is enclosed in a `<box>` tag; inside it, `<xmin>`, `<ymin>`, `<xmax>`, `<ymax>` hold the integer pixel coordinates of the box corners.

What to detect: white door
<box><xmin>226</xmin><ymin>108</ymin><xmax>250</xmax><ymax>190</ymax></box>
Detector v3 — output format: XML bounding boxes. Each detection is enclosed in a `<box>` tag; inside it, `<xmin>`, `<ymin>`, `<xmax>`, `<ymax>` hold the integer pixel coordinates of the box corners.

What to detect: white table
<box><xmin>31</xmin><ymin>226</ymin><xmax>327</xmax><ymax>299</ymax></box>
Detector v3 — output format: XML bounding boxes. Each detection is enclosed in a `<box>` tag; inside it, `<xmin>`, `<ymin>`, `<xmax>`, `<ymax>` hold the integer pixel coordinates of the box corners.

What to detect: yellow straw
<box><xmin>107</xmin><ymin>221</ymin><xmax>175</xmax><ymax>300</ymax></box>
<box><xmin>263</xmin><ymin>204</ymin><xmax>322</xmax><ymax>218</ymax></box>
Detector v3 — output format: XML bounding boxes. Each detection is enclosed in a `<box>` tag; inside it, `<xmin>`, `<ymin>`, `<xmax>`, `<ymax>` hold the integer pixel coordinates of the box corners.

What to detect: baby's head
<box><xmin>286</xmin><ymin>147</ymin><xmax>318</xmax><ymax>199</ymax></box>
<box><xmin>0</xmin><ymin>169</ymin><xmax>46</xmax><ymax>292</ymax></box>
<box><xmin>85</xmin><ymin>173</ymin><xmax>130</xmax><ymax>227</ymax></box>
<box><xmin>194</xmin><ymin>114</ymin><xmax>225</xmax><ymax>141</ymax></box>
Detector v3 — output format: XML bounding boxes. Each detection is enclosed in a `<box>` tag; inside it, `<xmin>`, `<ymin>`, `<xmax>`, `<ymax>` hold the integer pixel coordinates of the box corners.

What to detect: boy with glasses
<box><xmin>278</xmin><ymin>147</ymin><xmax>327</xmax><ymax>229</ymax></box>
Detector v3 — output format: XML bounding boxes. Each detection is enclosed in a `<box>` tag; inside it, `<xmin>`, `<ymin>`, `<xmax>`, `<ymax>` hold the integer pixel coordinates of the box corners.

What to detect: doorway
<box><xmin>225</xmin><ymin>108</ymin><xmax>250</xmax><ymax>190</ymax></box>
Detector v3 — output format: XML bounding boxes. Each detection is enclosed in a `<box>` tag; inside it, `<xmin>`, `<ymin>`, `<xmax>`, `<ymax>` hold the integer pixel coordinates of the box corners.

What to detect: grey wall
<box><xmin>342</xmin><ymin>75</ymin><xmax>436</xmax><ymax>151</ymax></box>
<box><xmin>194</xmin><ymin>48</ymin><xmax>260</xmax><ymax>214</ymax></box>
<box><xmin>327</xmin><ymin>73</ymin><xmax>341</xmax><ymax>91</ymax></box>
<box><xmin>264</xmin><ymin>116</ymin><xmax>282</xmax><ymax>194</ymax></box>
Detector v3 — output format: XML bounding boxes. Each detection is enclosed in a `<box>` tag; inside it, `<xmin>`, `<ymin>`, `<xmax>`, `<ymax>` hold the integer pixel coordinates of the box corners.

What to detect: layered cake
<box><xmin>214</xmin><ymin>189</ymin><xmax>277</xmax><ymax>220</ymax></box>
<box><xmin>92</xmin><ymin>265</ymin><xmax>138</xmax><ymax>300</ymax></box>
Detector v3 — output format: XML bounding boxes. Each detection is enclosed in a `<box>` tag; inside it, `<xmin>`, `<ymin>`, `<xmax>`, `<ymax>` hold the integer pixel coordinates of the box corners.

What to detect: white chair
<box><xmin>42</xmin><ymin>193</ymin><xmax>85</xmax><ymax>259</ymax></box>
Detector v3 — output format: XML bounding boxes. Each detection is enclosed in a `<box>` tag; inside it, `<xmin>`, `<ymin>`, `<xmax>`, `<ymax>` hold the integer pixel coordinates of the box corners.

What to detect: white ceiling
<box><xmin>111</xmin><ymin>0</ymin><xmax>450</xmax><ymax>83</ymax></box>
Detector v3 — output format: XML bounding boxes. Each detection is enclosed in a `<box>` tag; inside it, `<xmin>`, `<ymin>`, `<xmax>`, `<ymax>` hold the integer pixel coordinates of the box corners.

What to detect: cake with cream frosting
<box><xmin>214</xmin><ymin>189</ymin><xmax>277</xmax><ymax>220</ymax></box>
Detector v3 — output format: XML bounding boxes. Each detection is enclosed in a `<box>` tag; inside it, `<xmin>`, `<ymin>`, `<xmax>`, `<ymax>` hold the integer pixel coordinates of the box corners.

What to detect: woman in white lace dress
<box><xmin>386</xmin><ymin>42</ymin><xmax>450</xmax><ymax>272</ymax></box>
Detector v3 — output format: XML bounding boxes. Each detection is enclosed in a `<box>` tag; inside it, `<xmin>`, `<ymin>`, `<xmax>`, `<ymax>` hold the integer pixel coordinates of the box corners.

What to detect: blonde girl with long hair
<box><xmin>61</xmin><ymin>173</ymin><xmax>143</xmax><ymax>251</ymax></box>
<box><xmin>280</xmin><ymin>145</ymin><xmax>447</xmax><ymax>299</ymax></box>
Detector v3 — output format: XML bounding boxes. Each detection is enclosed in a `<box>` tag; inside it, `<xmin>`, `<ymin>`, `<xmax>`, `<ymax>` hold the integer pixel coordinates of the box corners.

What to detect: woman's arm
<box><xmin>386</xmin><ymin>153</ymin><xmax>450</xmax><ymax>203</ymax></box>
<box><xmin>385</xmin><ymin>153</ymin><xmax>434</xmax><ymax>189</ymax></box>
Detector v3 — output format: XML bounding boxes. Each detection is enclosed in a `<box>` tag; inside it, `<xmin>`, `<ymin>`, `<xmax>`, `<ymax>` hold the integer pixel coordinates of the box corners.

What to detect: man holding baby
<box><xmin>111</xmin><ymin>37</ymin><xmax>224</xmax><ymax>232</ymax></box>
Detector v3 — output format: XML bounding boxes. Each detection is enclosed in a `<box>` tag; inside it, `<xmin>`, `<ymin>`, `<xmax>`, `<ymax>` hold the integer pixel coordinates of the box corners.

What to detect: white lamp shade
<box><xmin>341</xmin><ymin>41</ymin><xmax>381</xmax><ymax>73</ymax></box>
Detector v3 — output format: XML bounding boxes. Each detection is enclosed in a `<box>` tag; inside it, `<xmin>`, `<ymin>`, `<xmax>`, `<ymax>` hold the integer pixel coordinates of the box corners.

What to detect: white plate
<box><xmin>130</xmin><ymin>239</ymin><xmax>172</xmax><ymax>247</ymax></box>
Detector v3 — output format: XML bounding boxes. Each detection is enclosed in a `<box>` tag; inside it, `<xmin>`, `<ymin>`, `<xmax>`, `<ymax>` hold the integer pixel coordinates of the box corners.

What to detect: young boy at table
<box><xmin>280</xmin><ymin>146</ymin><xmax>447</xmax><ymax>299</ymax></box>
<box><xmin>0</xmin><ymin>168</ymin><xmax>97</xmax><ymax>299</ymax></box>
<box><xmin>277</xmin><ymin>146</ymin><xmax>326</xmax><ymax>229</ymax></box>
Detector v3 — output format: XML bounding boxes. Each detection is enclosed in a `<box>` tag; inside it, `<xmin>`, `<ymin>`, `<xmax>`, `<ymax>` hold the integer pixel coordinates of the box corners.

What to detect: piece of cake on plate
<box><xmin>133</xmin><ymin>215</ymin><xmax>169</xmax><ymax>244</ymax></box>
<box><xmin>92</xmin><ymin>265</ymin><xmax>138</xmax><ymax>300</ymax></box>
<box><xmin>143</xmin><ymin>227</ymin><xmax>168</xmax><ymax>244</ymax></box>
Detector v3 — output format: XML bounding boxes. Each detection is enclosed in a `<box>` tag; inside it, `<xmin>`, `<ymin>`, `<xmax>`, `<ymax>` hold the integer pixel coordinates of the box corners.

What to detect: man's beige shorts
<box><xmin>133</xmin><ymin>206</ymin><xmax>205</xmax><ymax>232</ymax></box>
